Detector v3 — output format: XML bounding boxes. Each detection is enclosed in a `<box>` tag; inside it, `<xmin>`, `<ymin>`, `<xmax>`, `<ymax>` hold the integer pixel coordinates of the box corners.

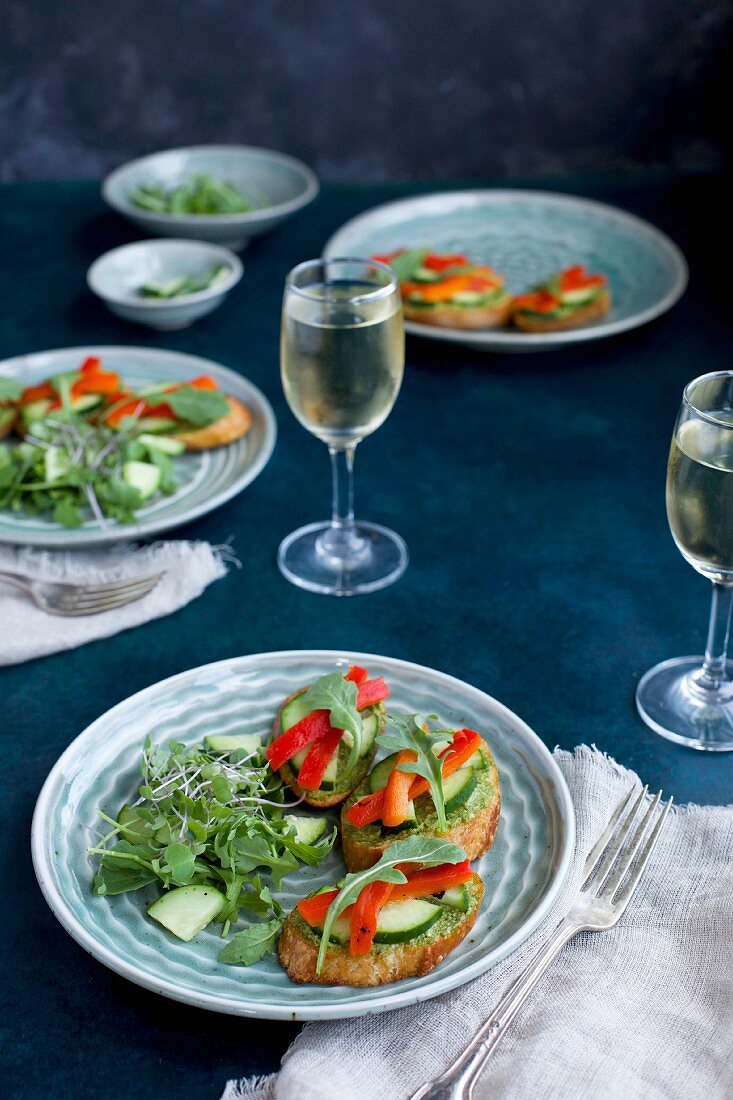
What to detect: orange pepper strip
<box><xmin>72</xmin><ymin>371</ymin><xmax>121</xmax><ymax>397</ymax></box>
<box><xmin>389</xmin><ymin>860</ymin><xmax>472</xmax><ymax>902</ymax></box>
<box><xmin>512</xmin><ymin>290</ymin><xmax>559</xmax><ymax>313</ymax></box>
<box><xmin>382</xmin><ymin>749</ymin><xmax>417</xmax><ymax>827</ymax></box>
<box><xmin>187</xmin><ymin>374</ymin><xmax>218</xmax><ymax>391</ymax></box>
<box><xmin>349</xmin><ymin>881</ymin><xmax>394</xmax><ymax>955</ymax></box>
<box><xmin>297</xmin><ymin>889</ymin><xmax>340</xmax><ymax>924</ymax></box>
<box><xmin>346</xmin><ymin>729</ymin><xmax>482</xmax><ymax>828</ymax></box>
<box><xmin>79</xmin><ymin>356</ymin><xmax>102</xmax><ymax>374</ymax></box>
<box><xmin>20</xmin><ymin>383</ymin><xmax>56</xmax><ymax>405</ymax></box>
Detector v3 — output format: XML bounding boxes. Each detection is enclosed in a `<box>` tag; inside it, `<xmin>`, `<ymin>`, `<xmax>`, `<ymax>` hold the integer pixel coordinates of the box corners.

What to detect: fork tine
<box><xmin>599</xmin><ymin>790</ymin><xmax>662</xmax><ymax>900</ymax></box>
<box><xmin>54</xmin><ymin>581</ymin><xmax>159</xmax><ymax>616</ymax></box>
<box><xmin>582</xmin><ymin>785</ymin><xmax>636</xmax><ymax>879</ymax></box>
<box><xmin>583</xmin><ymin>784</ymin><xmax>648</xmax><ymax>893</ymax></box>
<box><xmin>70</xmin><ymin>571</ymin><xmax>163</xmax><ymax>598</ymax></box>
<box><xmin>57</xmin><ymin>577</ymin><xmax>161</xmax><ymax>608</ymax></box>
<box><xmin>612</xmin><ymin>797</ymin><xmax>673</xmax><ymax>915</ymax></box>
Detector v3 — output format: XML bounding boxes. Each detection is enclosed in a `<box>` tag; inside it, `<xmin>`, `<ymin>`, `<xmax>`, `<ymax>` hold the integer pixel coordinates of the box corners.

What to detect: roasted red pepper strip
<box><xmin>558</xmin><ymin>265</ymin><xmax>606</xmax><ymax>292</ymax></box>
<box><xmin>297</xmin><ymin>725</ymin><xmax>344</xmax><ymax>790</ymax></box>
<box><xmin>382</xmin><ymin>749</ymin><xmax>417</xmax><ymax>827</ymax></box>
<box><xmin>188</xmin><ymin>374</ymin><xmax>218</xmax><ymax>390</ymax></box>
<box><xmin>346</xmin><ymin>730</ymin><xmax>482</xmax><ymax>828</ymax></box>
<box><xmin>72</xmin><ymin>371</ymin><xmax>121</xmax><ymax>397</ymax></box>
<box><xmin>20</xmin><ymin>382</ymin><xmax>56</xmax><ymax>405</ymax></box>
<box><xmin>345</xmin><ymin>665</ymin><xmax>369</xmax><ymax>685</ymax></box>
<box><xmin>297</xmin><ymin>889</ymin><xmax>339</xmax><ymax>924</ymax></box>
<box><xmin>79</xmin><ymin>356</ymin><xmax>102</xmax><ymax>374</ymax></box>
<box><xmin>349</xmin><ymin>881</ymin><xmax>394</xmax><ymax>955</ymax></box>
<box><xmin>423</xmin><ymin>252</ymin><xmax>468</xmax><ymax>272</ymax></box>
<box><xmin>389</xmin><ymin>860</ymin><xmax>472</xmax><ymax>901</ymax></box>
<box><xmin>265</xmin><ymin>708</ymin><xmax>333</xmax><ymax>770</ymax></box>
<box><xmin>356</xmin><ymin>677</ymin><xmax>390</xmax><ymax>710</ymax></box>
<box><xmin>105</xmin><ymin>398</ymin><xmax>148</xmax><ymax>427</ymax></box>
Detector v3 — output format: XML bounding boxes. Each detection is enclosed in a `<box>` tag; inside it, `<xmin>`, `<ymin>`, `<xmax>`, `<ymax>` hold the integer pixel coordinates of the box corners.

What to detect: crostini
<box><xmin>266</xmin><ymin>666</ymin><xmax>389</xmax><ymax>809</ymax></box>
<box><xmin>279</xmin><ymin>837</ymin><xmax>483</xmax><ymax>986</ymax></box>
<box><xmin>341</xmin><ymin>722</ymin><xmax>500</xmax><ymax>872</ymax></box>
<box><xmin>373</xmin><ymin>249</ymin><xmax>512</xmax><ymax>330</ymax></box>
<box><xmin>511</xmin><ymin>265</ymin><xmax>611</xmax><ymax>332</ymax></box>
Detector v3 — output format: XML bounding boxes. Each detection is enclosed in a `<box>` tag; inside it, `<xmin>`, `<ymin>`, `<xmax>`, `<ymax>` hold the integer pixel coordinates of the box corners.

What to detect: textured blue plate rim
<box><xmin>0</xmin><ymin>345</ymin><xmax>277</xmax><ymax>546</ymax></box>
<box><xmin>323</xmin><ymin>188</ymin><xmax>689</xmax><ymax>350</ymax></box>
<box><xmin>31</xmin><ymin>649</ymin><xmax>576</xmax><ymax>1021</ymax></box>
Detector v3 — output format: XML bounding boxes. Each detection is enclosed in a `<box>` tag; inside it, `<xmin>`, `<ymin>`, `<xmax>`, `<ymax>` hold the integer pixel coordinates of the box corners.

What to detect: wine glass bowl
<box><xmin>278</xmin><ymin>258</ymin><xmax>407</xmax><ymax>596</ymax></box>
<box><xmin>637</xmin><ymin>370</ymin><xmax>733</xmax><ymax>750</ymax></box>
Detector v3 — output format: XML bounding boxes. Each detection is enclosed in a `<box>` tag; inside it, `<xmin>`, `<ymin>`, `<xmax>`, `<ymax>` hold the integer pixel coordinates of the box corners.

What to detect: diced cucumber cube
<box><xmin>122</xmin><ymin>460</ymin><xmax>161</xmax><ymax>501</ymax></box>
<box><xmin>44</xmin><ymin>446</ymin><xmax>69</xmax><ymax>482</ymax></box>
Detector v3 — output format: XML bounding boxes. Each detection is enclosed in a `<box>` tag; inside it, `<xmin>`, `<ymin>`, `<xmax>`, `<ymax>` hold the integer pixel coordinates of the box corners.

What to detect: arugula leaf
<box><xmin>217</xmin><ymin>919</ymin><xmax>281</xmax><ymax>965</ymax></box>
<box><xmin>316</xmin><ymin>835</ymin><xmax>466</xmax><ymax>973</ymax></box>
<box><xmin>378</xmin><ymin>714</ymin><xmax>450</xmax><ymax>830</ymax></box>
<box><xmin>297</xmin><ymin>671</ymin><xmax>362</xmax><ymax>780</ymax></box>
<box><xmin>387</xmin><ymin>248</ymin><xmax>429</xmax><ymax>283</ymax></box>
<box><xmin>0</xmin><ymin>378</ymin><xmax>23</xmax><ymax>401</ymax></box>
<box><xmin>165</xmin><ymin>386</ymin><xmax>230</xmax><ymax>427</ymax></box>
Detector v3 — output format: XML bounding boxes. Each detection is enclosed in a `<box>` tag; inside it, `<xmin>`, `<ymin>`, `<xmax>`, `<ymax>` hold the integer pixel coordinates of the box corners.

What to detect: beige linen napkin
<box><xmin>0</xmin><ymin>540</ymin><xmax>234</xmax><ymax>665</ymax></box>
<box><xmin>223</xmin><ymin>747</ymin><xmax>733</xmax><ymax>1100</ymax></box>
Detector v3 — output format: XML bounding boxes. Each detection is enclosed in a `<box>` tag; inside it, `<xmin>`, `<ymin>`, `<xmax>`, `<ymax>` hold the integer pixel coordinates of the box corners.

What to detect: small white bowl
<box><xmin>87</xmin><ymin>239</ymin><xmax>243</xmax><ymax>330</ymax></box>
<box><xmin>102</xmin><ymin>144</ymin><xmax>319</xmax><ymax>251</ymax></box>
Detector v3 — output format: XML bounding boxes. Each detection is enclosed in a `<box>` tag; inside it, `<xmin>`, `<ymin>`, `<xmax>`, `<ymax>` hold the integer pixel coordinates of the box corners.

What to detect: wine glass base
<box><xmin>636</xmin><ymin>655</ymin><xmax>733</xmax><ymax>751</ymax></box>
<box><xmin>277</xmin><ymin>520</ymin><xmax>408</xmax><ymax>596</ymax></box>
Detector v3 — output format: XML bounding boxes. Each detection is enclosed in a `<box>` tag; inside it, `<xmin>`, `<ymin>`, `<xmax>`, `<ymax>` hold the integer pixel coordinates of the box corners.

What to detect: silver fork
<box><xmin>411</xmin><ymin>785</ymin><xmax>673</xmax><ymax>1100</ymax></box>
<box><xmin>0</xmin><ymin>569</ymin><xmax>163</xmax><ymax>616</ymax></box>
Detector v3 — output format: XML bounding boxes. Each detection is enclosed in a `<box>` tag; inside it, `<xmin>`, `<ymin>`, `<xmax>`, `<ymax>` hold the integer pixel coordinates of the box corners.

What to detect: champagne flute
<box><xmin>278</xmin><ymin>257</ymin><xmax>407</xmax><ymax>596</ymax></box>
<box><xmin>637</xmin><ymin>370</ymin><xmax>733</xmax><ymax>749</ymax></box>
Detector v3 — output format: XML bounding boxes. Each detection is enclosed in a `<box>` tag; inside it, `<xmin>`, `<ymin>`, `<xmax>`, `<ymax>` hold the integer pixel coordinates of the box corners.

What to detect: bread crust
<box><xmin>172</xmin><ymin>396</ymin><xmax>252</xmax><ymax>450</ymax></box>
<box><xmin>278</xmin><ymin>873</ymin><xmax>484</xmax><ymax>986</ymax></box>
<box><xmin>404</xmin><ymin>294</ymin><xmax>512</xmax><ymax>331</ymax></box>
<box><xmin>273</xmin><ymin>688</ymin><xmax>378</xmax><ymax>809</ymax></box>
<box><xmin>512</xmin><ymin>290</ymin><xmax>611</xmax><ymax>333</ymax></box>
<box><xmin>341</xmin><ymin>747</ymin><xmax>501</xmax><ymax>872</ymax></box>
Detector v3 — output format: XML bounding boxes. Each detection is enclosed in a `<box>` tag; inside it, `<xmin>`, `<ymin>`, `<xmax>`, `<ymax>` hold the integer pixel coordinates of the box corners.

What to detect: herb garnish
<box><xmin>297</xmin><ymin>671</ymin><xmax>363</xmax><ymax>778</ymax></box>
<box><xmin>377</xmin><ymin>714</ymin><xmax>453</xmax><ymax>831</ymax></box>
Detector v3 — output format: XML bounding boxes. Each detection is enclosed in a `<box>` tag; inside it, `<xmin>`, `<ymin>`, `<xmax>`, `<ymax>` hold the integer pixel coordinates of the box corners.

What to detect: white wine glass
<box><xmin>278</xmin><ymin>257</ymin><xmax>407</xmax><ymax>596</ymax></box>
<box><xmin>637</xmin><ymin>370</ymin><xmax>733</xmax><ymax>750</ymax></box>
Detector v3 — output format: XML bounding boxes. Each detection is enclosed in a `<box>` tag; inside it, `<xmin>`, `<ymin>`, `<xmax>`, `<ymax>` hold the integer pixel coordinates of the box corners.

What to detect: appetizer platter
<box><xmin>32</xmin><ymin>650</ymin><xmax>574</xmax><ymax>1020</ymax></box>
<box><xmin>0</xmin><ymin>346</ymin><xmax>276</xmax><ymax>546</ymax></box>
<box><xmin>324</xmin><ymin>189</ymin><xmax>687</xmax><ymax>352</ymax></box>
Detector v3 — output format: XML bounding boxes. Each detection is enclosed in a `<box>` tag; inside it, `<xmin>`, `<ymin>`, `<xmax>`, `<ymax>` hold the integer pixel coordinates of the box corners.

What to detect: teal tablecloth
<box><xmin>1</xmin><ymin>173</ymin><xmax>731</xmax><ymax>1098</ymax></box>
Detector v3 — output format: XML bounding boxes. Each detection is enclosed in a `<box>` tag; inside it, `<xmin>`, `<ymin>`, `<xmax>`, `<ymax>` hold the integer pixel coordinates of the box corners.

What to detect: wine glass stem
<box><xmin>697</xmin><ymin>582</ymin><xmax>733</xmax><ymax>690</ymax></box>
<box><xmin>316</xmin><ymin>444</ymin><xmax>368</xmax><ymax>563</ymax></box>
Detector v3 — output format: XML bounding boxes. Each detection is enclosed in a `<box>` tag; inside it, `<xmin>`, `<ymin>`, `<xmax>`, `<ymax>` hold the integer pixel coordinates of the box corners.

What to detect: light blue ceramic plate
<box><xmin>0</xmin><ymin>346</ymin><xmax>276</xmax><ymax>547</ymax></box>
<box><xmin>324</xmin><ymin>189</ymin><xmax>688</xmax><ymax>352</ymax></box>
<box><xmin>32</xmin><ymin>650</ymin><xmax>575</xmax><ymax>1020</ymax></box>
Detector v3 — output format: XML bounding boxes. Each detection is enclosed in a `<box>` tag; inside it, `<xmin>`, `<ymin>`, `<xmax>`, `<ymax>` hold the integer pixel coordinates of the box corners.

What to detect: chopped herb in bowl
<box><xmin>129</xmin><ymin>174</ymin><xmax>268</xmax><ymax>216</ymax></box>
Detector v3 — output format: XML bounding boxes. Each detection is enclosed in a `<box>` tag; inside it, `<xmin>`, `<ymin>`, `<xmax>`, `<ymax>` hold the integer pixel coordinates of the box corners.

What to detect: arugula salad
<box><xmin>0</xmin><ymin>356</ymin><xmax>235</xmax><ymax>527</ymax></box>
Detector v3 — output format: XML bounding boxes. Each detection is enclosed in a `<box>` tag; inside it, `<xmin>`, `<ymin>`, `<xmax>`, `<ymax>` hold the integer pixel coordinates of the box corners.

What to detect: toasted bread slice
<box><xmin>512</xmin><ymin>290</ymin><xmax>611</xmax><ymax>333</ymax></box>
<box><xmin>341</xmin><ymin>740</ymin><xmax>500</xmax><ymax>872</ymax></box>
<box><xmin>172</xmin><ymin>396</ymin><xmax>252</xmax><ymax>451</ymax></box>
<box><xmin>273</xmin><ymin>690</ymin><xmax>384</xmax><ymax>809</ymax></box>
<box><xmin>404</xmin><ymin>293</ymin><xmax>512</xmax><ymax>330</ymax></box>
<box><xmin>278</xmin><ymin>872</ymin><xmax>484</xmax><ymax>986</ymax></box>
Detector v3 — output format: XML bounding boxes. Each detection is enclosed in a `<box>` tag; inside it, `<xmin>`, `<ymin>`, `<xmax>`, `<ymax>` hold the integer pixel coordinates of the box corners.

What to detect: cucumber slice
<box><xmin>148</xmin><ymin>885</ymin><xmax>226</xmax><ymax>941</ymax></box>
<box><xmin>136</xmin><ymin>382</ymin><xmax>172</xmax><ymax>397</ymax></box>
<box><xmin>204</xmin><ymin>732</ymin><xmax>262</xmax><ymax>755</ymax></box>
<box><xmin>122</xmin><ymin>460</ymin><xmax>161</xmax><ymax>501</ymax></box>
<box><xmin>21</xmin><ymin>399</ymin><xmax>53</xmax><ymax>425</ymax></box>
<box><xmin>450</xmin><ymin>290</ymin><xmax>484</xmax><ymax>305</ymax></box>
<box><xmin>373</xmin><ymin>898</ymin><xmax>441</xmax><ymax>943</ymax></box>
<box><xmin>134</xmin><ymin>416</ymin><xmax>178</xmax><ymax>434</ymax></box>
<box><xmin>44</xmin><ymin>446</ymin><xmax>69</xmax><ymax>482</ymax></box>
<box><xmin>559</xmin><ymin>286</ymin><xmax>600</xmax><ymax>306</ymax></box>
<box><xmin>138</xmin><ymin>432</ymin><xmax>185</xmax><ymax>456</ymax></box>
<box><xmin>71</xmin><ymin>393</ymin><xmax>102</xmax><ymax>413</ymax></box>
<box><xmin>368</xmin><ymin>752</ymin><xmax>400</xmax><ymax>793</ymax></box>
<box><xmin>281</xmin><ymin>692</ymin><xmax>311</xmax><ymax>732</ymax></box>
<box><xmin>440</xmin><ymin>884</ymin><xmax>470</xmax><ymax>912</ymax></box>
<box><xmin>443</xmin><ymin>766</ymin><xmax>477</xmax><ymax>814</ymax></box>
<box><xmin>467</xmin><ymin>748</ymin><xmax>487</xmax><ymax>771</ymax></box>
<box><xmin>413</xmin><ymin>266</ymin><xmax>441</xmax><ymax>282</ymax></box>
<box><xmin>293</xmin><ymin>748</ymin><xmax>338</xmax><ymax>789</ymax></box>
<box><xmin>284</xmin><ymin>814</ymin><xmax>328</xmax><ymax>845</ymax></box>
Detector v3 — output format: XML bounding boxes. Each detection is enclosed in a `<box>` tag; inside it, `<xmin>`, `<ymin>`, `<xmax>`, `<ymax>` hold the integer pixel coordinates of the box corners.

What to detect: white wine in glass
<box><xmin>637</xmin><ymin>371</ymin><xmax>733</xmax><ymax>749</ymax></box>
<box><xmin>278</xmin><ymin>258</ymin><xmax>407</xmax><ymax>596</ymax></box>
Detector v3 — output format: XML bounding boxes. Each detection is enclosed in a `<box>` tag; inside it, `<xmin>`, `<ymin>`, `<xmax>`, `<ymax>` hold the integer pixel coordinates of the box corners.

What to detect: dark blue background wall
<box><xmin>1</xmin><ymin>0</ymin><xmax>731</xmax><ymax>182</ymax></box>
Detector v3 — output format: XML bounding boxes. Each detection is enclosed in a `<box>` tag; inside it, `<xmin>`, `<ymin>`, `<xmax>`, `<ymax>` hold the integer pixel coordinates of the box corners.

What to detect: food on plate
<box><xmin>266</xmin><ymin>666</ymin><xmax>389</xmax><ymax>808</ymax></box>
<box><xmin>511</xmin><ymin>265</ymin><xmax>611</xmax><ymax>332</ymax></box>
<box><xmin>138</xmin><ymin>262</ymin><xmax>231</xmax><ymax>299</ymax></box>
<box><xmin>279</xmin><ymin>835</ymin><xmax>483</xmax><ymax>986</ymax></box>
<box><xmin>90</xmin><ymin>731</ymin><xmax>335</xmax><ymax>962</ymax></box>
<box><xmin>0</xmin><ymin>357</ymin><xmax>251</xmax><ymax>526</ymax></box>
<box><xmin>373</xmin><ymin>249</ymin><xmax>512</xmax><ymax>330</ymax></box>
<box><xmin>342</xmin><ymin>717</ymin><xmax>501</xmax><ymax>871</ymax></box>
<box><xmin>128</xmin><ymin>174</ymin><xmax>268</xmax><ymax>216</ymax></box>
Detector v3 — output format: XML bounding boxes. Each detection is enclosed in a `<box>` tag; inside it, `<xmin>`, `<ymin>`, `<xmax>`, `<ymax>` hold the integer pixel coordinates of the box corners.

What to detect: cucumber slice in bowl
<box><xmin>148</xmin><ymin>885</ymin><xmax>226</xmax><ymax>942</ymax></box>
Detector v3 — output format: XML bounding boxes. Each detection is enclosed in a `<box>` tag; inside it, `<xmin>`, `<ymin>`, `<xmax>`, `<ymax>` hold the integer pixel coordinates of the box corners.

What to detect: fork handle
<box><xmin>412</xmin><ymin>918</ymin><xmax>578</xmax><ymax>1100</ymax></box>
<box><xmin>0</xmin><ymin>570</ymin><xmax>33</xmax><ymax>595</ymax></box>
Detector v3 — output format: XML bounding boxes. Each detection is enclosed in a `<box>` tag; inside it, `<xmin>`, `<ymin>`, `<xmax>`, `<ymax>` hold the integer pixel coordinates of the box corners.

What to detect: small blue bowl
<box><xmin>102</xmin><ymin>144</ymin><xmax>319</xmax><ymax>251</ymax></box>
<box><xmin>87</xmin><ymin>239</ymin><xmax>243</xmax><ymax>330</ymax></box>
